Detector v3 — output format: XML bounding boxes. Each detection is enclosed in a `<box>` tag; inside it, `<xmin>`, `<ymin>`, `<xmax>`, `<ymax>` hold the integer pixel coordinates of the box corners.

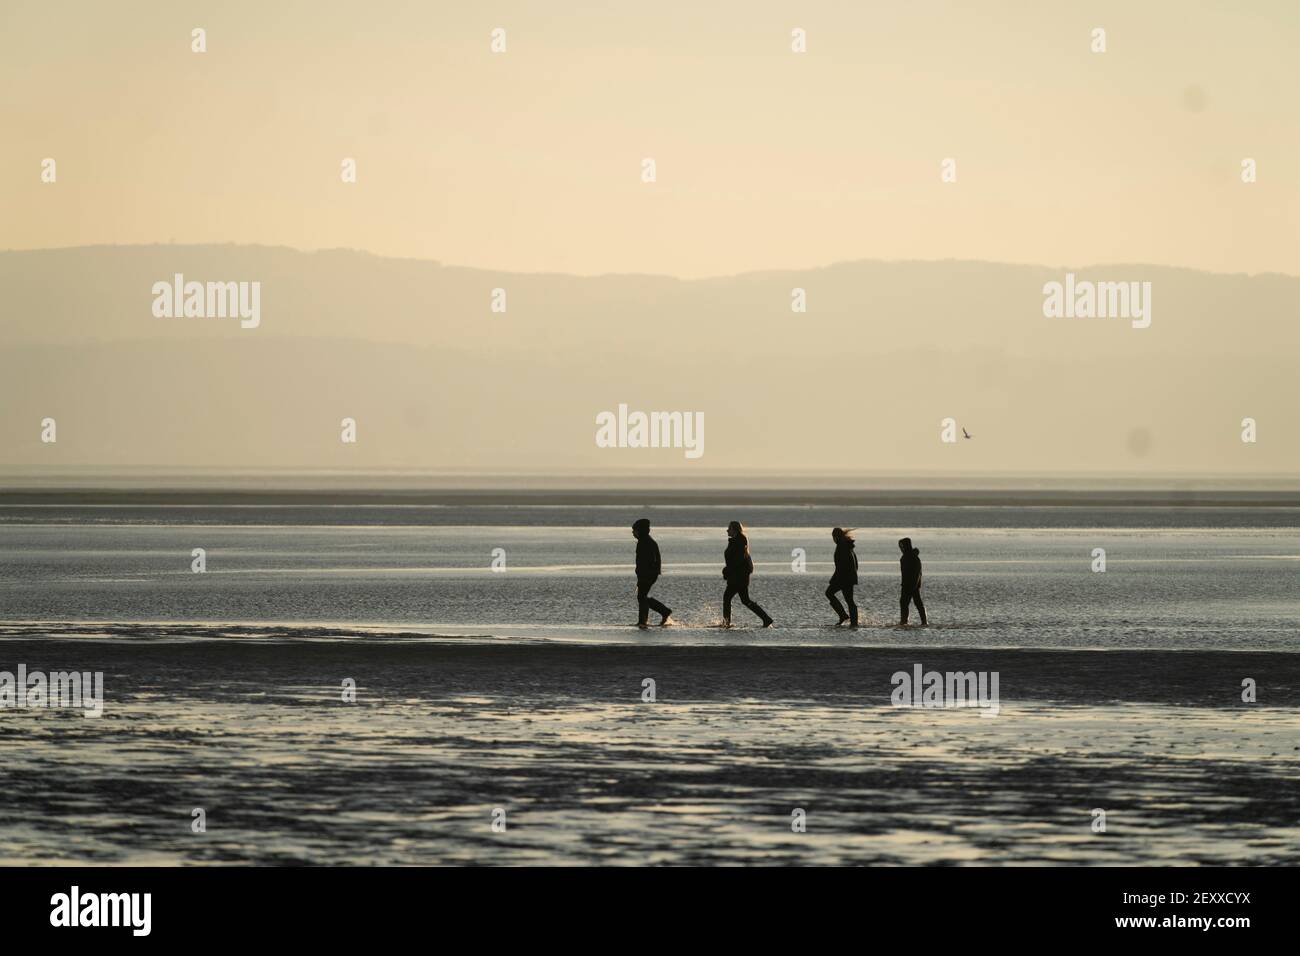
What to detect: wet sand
<box><xmin>0</xmin><ymin>636</ymin><xmax>1296</xmax><ymax>865</ymax></box>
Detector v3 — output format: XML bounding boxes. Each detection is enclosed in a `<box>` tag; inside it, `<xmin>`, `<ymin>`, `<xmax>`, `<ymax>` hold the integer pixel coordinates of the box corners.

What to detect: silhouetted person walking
<box><xmin>633</xmin><ymin>518</ymin><xmax>672</xmax><ymax>628</ymax></box>
<box><xmin>826</xmin><ymin>527</ymin><xmax>858</xmax><ymax>626</ymax></box>
<box><xmin>722</xmin><ymin>521</ymin><xmax>773</xmax><ymax>627</ymax></box>
<box><xmin>898</xmin><ymin>537</ymin><xmax>927</xmax><ymax>625</ymax></box>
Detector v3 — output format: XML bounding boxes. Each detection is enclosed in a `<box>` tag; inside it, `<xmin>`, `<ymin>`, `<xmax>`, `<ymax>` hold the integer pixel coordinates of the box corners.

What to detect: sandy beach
<box><xmin>1</xmin><ymin>634</ymin><xmax>1296</xmax><ymax>865</ymax></box>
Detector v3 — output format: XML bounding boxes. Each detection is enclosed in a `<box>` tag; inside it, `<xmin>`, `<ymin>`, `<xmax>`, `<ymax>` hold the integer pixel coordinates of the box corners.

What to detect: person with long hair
<box><xmin>721</xmin><ymin>521</ymin><xmax>773</xmax><ymax>627</ymax></box>
<box><xmin>826</xmin><ymin>527</ymin><xmax>858</xmax><ymax>626</ymax></box>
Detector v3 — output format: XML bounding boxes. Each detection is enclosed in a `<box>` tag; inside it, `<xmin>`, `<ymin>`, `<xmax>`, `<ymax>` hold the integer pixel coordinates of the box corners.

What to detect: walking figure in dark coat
<box><xmin>632</xmin><ymin>518</ymin><xmax>672</xmax><ymax>628</ymax></box>
<box><xmin>898</xmin><ymin>537</ymin><xmax>927</xmax><ymax>625</ymax></box>
<box><xmin>721</xmin><ymin>521</ymin><xmax>773</xmax><ymax>627</ymax></box>
<box><xmin>826</xmin><ymin>527</ymin><xmax>858</xmax><ymax>626</ymax></box>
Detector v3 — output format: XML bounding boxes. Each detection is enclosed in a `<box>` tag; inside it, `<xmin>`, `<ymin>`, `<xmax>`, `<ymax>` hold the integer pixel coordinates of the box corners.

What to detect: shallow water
<box><xmin>1</xmin><ymin>506</ymin><xmax>1297</xmax><ymax>650</ymax></box>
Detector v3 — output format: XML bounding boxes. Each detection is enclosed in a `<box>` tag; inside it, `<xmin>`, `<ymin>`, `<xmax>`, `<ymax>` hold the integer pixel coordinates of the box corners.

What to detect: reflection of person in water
<box><xmin>632</xmin><ymin>518</ymin><xmax>672</xmax><ymax>628</ymax></box>
<box><xmin>826</xmin><ymin>527</ymin><xmax>858</xmax><ymax>627</ymax></box>
<box><xmin>898</xmin><ymin>537</ymin><xmax>927</xmax><ymax>626</ymax></box>
<box><xmin>722</xmin><ymin>521</ymin><xmax>773</xmax><ymax>628</ymax></box>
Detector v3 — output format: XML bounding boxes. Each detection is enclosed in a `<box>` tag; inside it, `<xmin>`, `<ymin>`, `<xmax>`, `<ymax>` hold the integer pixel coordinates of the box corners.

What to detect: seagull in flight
<box><xmin>962</xmin><ymin>427</ymin><xmax>973</xmax><ymax>439</ymax></box>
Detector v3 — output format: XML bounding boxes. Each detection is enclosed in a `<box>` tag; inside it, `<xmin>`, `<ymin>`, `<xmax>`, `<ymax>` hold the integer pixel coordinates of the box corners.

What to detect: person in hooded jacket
<box><xmin>721</xmin><ymin>521</ymin><xmax>773</xmax><ymax>627</ymax></box>
<box><xmin>826</xmin><ymin>527</ymin><xmax>859</xmax><ymax>626</ymax></box>
<box><xmin>898</xmin><ymin>537</ymin><xmax>927</xmax><ymax>625</ymax></box>
<box><xmin>632</xmin><ymin>518</ymin><xmax>672</xmax><ymax>628</ymax></box>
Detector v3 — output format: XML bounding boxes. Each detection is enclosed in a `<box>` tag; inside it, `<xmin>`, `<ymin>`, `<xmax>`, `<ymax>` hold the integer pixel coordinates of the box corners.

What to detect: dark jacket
<box><xmin>635</xmin><ymin>536</ymin><xmax>661</xmax><ymax>580</ymax></box>
<box><xmin>900</xmin><ymin>547</ymin><xmax>922</xmax><ymax>589</ymax></box>
<box><xmin>831</xmin><ymin>539</ymin><xmax>858</xmax><ymax>586</ymax></box>
<box><xmin>723</xmin><ymin>534</ymin><xmax>754</xmax><ymax>581</ymax></box>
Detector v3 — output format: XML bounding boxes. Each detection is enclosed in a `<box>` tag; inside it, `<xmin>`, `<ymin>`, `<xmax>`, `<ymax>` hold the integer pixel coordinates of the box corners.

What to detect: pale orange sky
<box><xmin>2</xmin><ymin>0</ymin><xmax>1297</xmax><ymax>278</ymax></box>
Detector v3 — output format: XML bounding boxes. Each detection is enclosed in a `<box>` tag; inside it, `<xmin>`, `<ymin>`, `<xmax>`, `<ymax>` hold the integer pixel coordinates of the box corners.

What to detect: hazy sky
<box><xmin>2</xmin><ymin>0</ymin><xmax>1297</xmax><ymax>277</ymax></box>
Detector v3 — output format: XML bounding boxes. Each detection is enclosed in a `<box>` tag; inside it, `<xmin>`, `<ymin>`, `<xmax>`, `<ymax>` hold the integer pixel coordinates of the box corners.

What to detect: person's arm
<box><xmin>903</xmin><ymin>554</ymin><xmax>921</xmax><ymax>586</ymax></box>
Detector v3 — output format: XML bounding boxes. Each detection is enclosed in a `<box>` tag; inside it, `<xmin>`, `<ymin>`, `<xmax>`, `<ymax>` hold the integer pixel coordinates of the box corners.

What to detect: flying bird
<box><xmin>962</xmin><ymin>427</ymin><xmax>973</xmax><ymax>439</ymax></box>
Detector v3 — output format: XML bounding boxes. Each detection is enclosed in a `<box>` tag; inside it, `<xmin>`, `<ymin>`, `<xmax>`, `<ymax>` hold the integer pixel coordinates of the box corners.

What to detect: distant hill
<box><xmin>1</xmin><ymin>245</ymin><xmax>1296</xmax><ymax>474</ymax></box>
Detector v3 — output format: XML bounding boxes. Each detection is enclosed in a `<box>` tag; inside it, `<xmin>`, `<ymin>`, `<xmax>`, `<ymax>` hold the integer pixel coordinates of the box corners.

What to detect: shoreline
<box><xmin>4</xmin><ymin>619</ymin><xmax>1300</xmax><ymax>654</ymax></box>
<box><xmin>1</xmin><ymin>638</ymin><xmax>1296</xmax><ymax>708</ymax></box>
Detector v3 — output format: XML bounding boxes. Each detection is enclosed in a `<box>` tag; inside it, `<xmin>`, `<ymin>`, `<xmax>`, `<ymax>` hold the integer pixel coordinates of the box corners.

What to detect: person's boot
<box><xmin>659</xmin><ymin>610</ymin><xmax>673</xmax><ymax>626</ymax></box>
<box><xmin>829</xmin><ymin>597</ymin><xmax>847</xmax><ymax>625</ymax></box>
<box><xmin>761</xmin><ymin>614</ymin><xmax>774</xmax><ymax>628</ymax></box>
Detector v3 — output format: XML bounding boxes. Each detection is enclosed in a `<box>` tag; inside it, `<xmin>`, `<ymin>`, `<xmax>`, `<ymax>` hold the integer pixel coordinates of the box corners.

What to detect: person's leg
<box><xmin>740</xmin><ymin>582</ymin><xmax>773</xmax><ymax>625</ymax></box>
<box><xmin>825</xmin><ymin>584</ymin><xmax>848</xmax><ymax>623</ymax></box>
<box><xmin>636</xmin><ymin>580</ymin><xmax>651</xmax><ymax>626</ymax></box>
<box><xmin>913</xmin><ymin>588</ymin><xmax>927</xmax><ymax>625</ymax></box>
<box><xmin>647</xmin><ymin>596</ymin><xmax>670</xmax><ymax>621</ymax></box>
<box><xmin>843</xmin><ymin>585</ymin><xmax>858</xmax><ymax>626</ymax></box>
<box><xmin>722</xmin><ymin>582</ymin><xmax>737</xmax><ymax>624</ymax></box>
<box><xmin>899</xmin><ymin>587</ymin><xmax>910</xmax><ymax>625</ymax></box>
